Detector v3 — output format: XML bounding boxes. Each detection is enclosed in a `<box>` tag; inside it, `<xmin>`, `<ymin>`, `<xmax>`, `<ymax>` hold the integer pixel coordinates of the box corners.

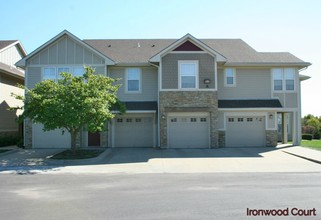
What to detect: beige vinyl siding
<box><xmin>218</xmin><ymin>68</ymin><xmax>271</xmax><ymax>99</ymax></box>
<box><xmin>109</xmin><ymin>66</ymin><xmax>158</xmax><ymax>101</ymax></box>
<box><xmin>267</xmin><ymin>112</ymin><xmax>275</xmax><ymax>129</ymax></box>
<box><xmin>26</xmin><ymin>67</ymin><xmax>41</xmax><ymax>89</ymax></box>
<box><xmin>273</xmin><ymin>92</ymin><xmax>298</xmax><ymax>108</ymax></box>
<box><xmin>27</xmin><ymin>36</ymin><xmax>104</xmax><ymax>65</ymax></box>
<box><xmin>162</xmin><ymin>53</ymin><xmax>215</xmax><ymax>89</ymax></box>
<box><xmin>92</xmin><ymin>66</ymin><xmax>105</xmax><ymax>75</ymax></box>
<box><xmin>0</xmin><ymin>45</ymin><xmax>24</xmax><ymax>66</ymax></box>
<box><xmin>0</xmin><ymin>77</ymin><xmax>24</xmax><ymax>131</ymax></box>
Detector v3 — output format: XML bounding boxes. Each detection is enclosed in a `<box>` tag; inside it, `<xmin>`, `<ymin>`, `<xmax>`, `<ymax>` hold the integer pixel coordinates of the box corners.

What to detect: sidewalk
<box><xmin>280</xmin><ymin>145</ymin><xmax>321</xmax><ymax>164</ymax></box>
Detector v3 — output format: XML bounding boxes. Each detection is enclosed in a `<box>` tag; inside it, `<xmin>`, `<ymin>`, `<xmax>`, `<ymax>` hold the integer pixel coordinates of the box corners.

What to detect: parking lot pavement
<box><xmin>1</xmin><ymin>145</ymin><xmax>321</xmax><ymax>174</ymax></box>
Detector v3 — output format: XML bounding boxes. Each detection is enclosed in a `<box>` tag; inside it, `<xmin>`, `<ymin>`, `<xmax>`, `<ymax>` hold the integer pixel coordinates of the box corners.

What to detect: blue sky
<box><xmin>1</xmin><ymin>0</ymin><xmax>320</xmax><ymax>116</ymax></box>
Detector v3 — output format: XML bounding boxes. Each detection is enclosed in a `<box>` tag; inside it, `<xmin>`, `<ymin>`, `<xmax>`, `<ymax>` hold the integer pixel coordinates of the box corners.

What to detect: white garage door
<box><xmin>114</xmin><ymin>113</ymin><xmax>154</xmax><ymax>147</ymax></box>
<box><xmin>226</xmin><ymin>116</ymin><xmax>266</xmax><ymax>147</ymax></box>
<box><xmin>168</xmin><ymin>113</ymin><xmax>210</xmax><ymax>148</ymax></box>
<box><xmin>33</xmin><ymin>124</ymin><xmax>70</xmax><ymax>148</ymax></box>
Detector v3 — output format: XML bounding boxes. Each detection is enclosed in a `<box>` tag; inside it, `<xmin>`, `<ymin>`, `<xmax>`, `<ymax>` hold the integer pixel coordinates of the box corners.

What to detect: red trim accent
<box><xmin>173</xmin><ymin>41</ymin><xmax>203</xmax><ymax>51</ymax></box>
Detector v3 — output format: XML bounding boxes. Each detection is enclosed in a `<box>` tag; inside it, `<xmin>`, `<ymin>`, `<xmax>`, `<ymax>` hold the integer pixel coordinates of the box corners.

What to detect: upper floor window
<box><xmin>43</xmin><ymin>67</ymin><xmax>56</xmax><ymax>80</ymax></box>
<box><xmin>224</xmin><ymin>68</ymin><xmax>236</xmax><ymax>87</ymax></box>
<box><xmin>126</xmin><ymin>68</ymin><xmax>141</xmax><ymax>92</ymax></box>
<box><xmin>43</xmin><ymin>66</ymin><xmax>84</xmax><ymax>81</ymax></box>
<box><xmin>73</xmin><ymin>67</ymin><xmax>85</xmax><ymax>77</ymax></box>
<box><xmin>285</xmin><ymin>68</ymin><xmax>295</xmax><ymax>90</ymax></box>
<box><xmin>273</xmin><ymin>68</ymin><xmax>295</xmax><ymax>91</ymax></box>
<box><xmin>57</xmin><ymin>67</ymin><xmax>70</xmax><ymax>80</ymax></box>
<box><xmin>179</xmin><ymin>61</ymin><xmax>198</xmax><ymax>89</ymax></box>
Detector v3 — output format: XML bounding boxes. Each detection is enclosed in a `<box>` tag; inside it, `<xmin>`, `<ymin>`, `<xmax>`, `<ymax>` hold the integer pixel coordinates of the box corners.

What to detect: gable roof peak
<box><xmin>149</xmin><ymin>33</ymin><xmax>227</xmax><ymax>62</ymax></box>
<box><xmin>16</xmin><ymin>30</ymin><xmax>115</xmax><ymax>68</ymax></box>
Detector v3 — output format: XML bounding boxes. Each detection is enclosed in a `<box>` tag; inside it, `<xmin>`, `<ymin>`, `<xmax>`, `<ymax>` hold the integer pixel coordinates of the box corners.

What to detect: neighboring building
<box><xmin>0</xmin><ymin>40</ymin><xmax>26</xmax><ymax>138</ymax></box>
<box><xmin>16</xmin><ymin>30</ymin><xmax>311</xmax><ymax>149</ymax></box>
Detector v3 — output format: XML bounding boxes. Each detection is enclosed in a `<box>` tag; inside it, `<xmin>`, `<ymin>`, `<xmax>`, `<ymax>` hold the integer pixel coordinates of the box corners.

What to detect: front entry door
<box><xmin>88</xmin><ymin>132</ymin><xmax>100</xmax><ymax>147</ymax></box>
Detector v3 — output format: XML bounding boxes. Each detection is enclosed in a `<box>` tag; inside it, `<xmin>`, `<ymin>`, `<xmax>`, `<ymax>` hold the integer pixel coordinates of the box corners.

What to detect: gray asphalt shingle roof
<box><xmin>0</xmin><ymin>62</ymin><xmax>24</xmax><ymax>79</ymax></box>
<box><xmin>84</xmin><ymin>38</ymin><xmax>308</xmax><ymax>65</ymax></box>
<box><xmin>218</xmin><ymin>99</ymin><xmax>282</xmax><ymax>108</ymax></box>
<box><xmin>0</xmin><ymin>40</ymin><xmax>17</xmax><ymax>50</ymax></box>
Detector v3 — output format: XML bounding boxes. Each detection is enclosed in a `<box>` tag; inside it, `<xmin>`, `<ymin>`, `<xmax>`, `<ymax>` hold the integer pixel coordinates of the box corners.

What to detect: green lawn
<box><xmin>301</xmin><ymin>140</ymin><xmax>321</xmax><ymax>151</ymax></box>
<box><xmin>51</xmin><ymin>149</ymin><xmax>105</xmax><ymax>160</ymax></box>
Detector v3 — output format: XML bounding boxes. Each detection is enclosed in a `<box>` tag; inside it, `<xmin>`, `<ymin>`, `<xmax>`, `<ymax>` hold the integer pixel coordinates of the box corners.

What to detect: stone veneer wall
<box><xmin>266</xmin><ymin>130</ymin><xmax>278</xmax><ymax>147</ymax></box>
<box><xmin>159</xmin><ymin>91</ymin><xmax>218</xmax><ymax>148</ymax></box>
<box><xmin>218</xmin><ymin>130</ymin><xmax>225</xmax><ymax>147</ymax></box>
<box><xmin>24</xmin><ymin>119</ymin><xmax>32</xmax><ymax>148</ymax></box>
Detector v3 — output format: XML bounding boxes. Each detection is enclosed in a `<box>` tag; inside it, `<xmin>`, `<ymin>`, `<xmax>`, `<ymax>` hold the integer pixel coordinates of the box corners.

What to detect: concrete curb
<box><xmin>46</xmin><ymin>148</ymin><xmax>113</xmax><ymax>166</ymax></box>
<box><xmin>282</xmin><ymin>150</ymin><xmax>321</xmax><ymax>165</ymax></box>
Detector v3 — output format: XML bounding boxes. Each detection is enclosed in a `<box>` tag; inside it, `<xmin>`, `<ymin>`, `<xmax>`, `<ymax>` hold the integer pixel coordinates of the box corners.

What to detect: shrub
<box><xmin>314</xmin><ymin>132</ymin><xmax>321</xmax><ymax>140</ymax></box>
<box><xmin>302</xmin><ymin>134</ymin><xmax>313</xmax><ymax>140</ymax></box>
<box><xmin>0</xmin><ymin>136</ymin><xmax>19</xmax><ymax>147</ymax></box>
<box><xmin>302</xmin><ymin>125</ymin><xmax>315</xmax><ymax>135</ymax></box>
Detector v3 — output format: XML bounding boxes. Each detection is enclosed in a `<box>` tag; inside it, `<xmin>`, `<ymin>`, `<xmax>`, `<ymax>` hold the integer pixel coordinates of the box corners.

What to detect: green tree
<box><xmin>13</xmin><ymin>67</ymin><xmax>124</xmax><ymax>150</ymax></box>
<box><xmin>302</xmin><ymin>114</ymin><xmax>321</xmax><ymax>139</ymax></box>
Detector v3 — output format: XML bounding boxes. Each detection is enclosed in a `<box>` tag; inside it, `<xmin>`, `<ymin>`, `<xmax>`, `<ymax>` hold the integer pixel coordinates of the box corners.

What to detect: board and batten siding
<box><xmin>217</xmin><ymin>68</ymin><xmax>271</xmax><ymax>99</ymax></box>
<box><xmin>273</xmin><ymin>93</ymin><xmax>298</xmax><ymax>108</ymax></box>
<box><xmin>26</xmin><ymin>67</ymin><xmax>41</xmax><ymax>89</ymax></box>
<box><xmin>162</xmin><ymin>53</ymin><xmax>215</xmax><ymax>89</ymax></box>
<box><xmin>27</xmin><ymin>36</ymin><xmax>104</xmax><ymax>66</ymax></box>
<box><xmin>0</xmin><ymin>45</ymin><xmax>24</xmax><ymax>66</ymax></box>
<box><xmin>108</xmin><ymin>66</ymin><xmax>158</xmax><ymax>101</ymax></box>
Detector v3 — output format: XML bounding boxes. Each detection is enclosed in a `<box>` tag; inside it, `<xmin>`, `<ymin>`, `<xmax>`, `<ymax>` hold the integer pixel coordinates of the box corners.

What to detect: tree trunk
<box><xmin>70</xmin><ymin>130</ymin><xmax>77</xmax><ymax>152</ymax></box>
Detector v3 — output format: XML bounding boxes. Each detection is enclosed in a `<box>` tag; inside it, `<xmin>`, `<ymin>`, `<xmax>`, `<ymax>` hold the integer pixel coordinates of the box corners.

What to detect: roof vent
<box><xmin>137</xmin><ymin>42</ymin><xmax>140</xmax><ymax>48</ymax></box>
<box><xmin>151</xmin><ymin>44</ymin><xmax>155</xmax><ymax>47</ymax></box>
<box><xmin>108</xmin><ymin>45</ymin><xmax>111</xmax><ymax>47</ymax></box>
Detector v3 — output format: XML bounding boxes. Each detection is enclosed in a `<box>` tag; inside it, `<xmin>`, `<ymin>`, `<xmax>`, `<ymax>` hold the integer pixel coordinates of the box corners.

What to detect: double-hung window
<box><xmin>73</xmin><ymin>67</ymin><xmax>85</xmax><ymax>77</ymax></box>
<box><xmin>273</xmin><ymin>68</ymin><xmax>283</xmax><ymax>91</ymax></box>
<box><xmin>57</xmin><ymin>67</ymin><xmax>70</xmax><ymax>80</ymax></box>
<box><xmin>285</xmin><ymin>68</ymin><xmax>295</xmax><ymax>90</ymax></box>
<box><xmin>272</xmin><ymin>68</ymin><xmax>295</xmax><ymax>91</ymax></box>
<box><xmin>126</xmin><ymin>68</ymin><xmax>141</xmax><ymax>92</ymax></box>
<box><xmin>224</xmin><ymin>68</ymin><xmax>236</xmax><ymax>87</ymax></box>
<box><xmin>43</xmin><ymin>67</ymin><xmax>56</xmax><ymax>81</ymax></box>
<box><xmin>179</xmin><ymin>61</ymin><xmax>198</xmax><ymax>89</ymax></box>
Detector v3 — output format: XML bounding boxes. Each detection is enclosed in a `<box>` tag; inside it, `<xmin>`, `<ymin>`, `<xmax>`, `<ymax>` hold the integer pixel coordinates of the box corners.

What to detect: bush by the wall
<box><xmin>0</xmin><ymin>136</ymin><xmax>19</xmax><ymax>147</ymax></box>
<box><xmin>302</xmin><ymin>134</ymin><xmax>313</xmax><ymax>140</ymax></box>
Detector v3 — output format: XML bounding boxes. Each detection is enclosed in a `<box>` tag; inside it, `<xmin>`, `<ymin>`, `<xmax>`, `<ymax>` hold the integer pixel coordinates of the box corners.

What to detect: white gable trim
<box><xmin>16</xmin><ymin>30</ymin><xmax>115</xmax><ymax>68</ymax></box>
<box><xmin>149</xmin><ymin>33</ymin><xmax>227</xmax><ymax>62</ymax></box>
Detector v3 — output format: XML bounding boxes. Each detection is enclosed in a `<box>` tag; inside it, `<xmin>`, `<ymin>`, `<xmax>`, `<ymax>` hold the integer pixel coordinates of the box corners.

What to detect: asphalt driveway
<box><xmin>1</xmin><ymin>145</ymin><xmax>321</xmax><ymax>174</ymax></box>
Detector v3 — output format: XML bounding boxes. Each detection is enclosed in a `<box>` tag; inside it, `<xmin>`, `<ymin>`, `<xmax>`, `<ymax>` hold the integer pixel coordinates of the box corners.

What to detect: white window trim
<box><xmin>224</xmin><ymin>68</ymin><xmax>236</xmax><ymax>87</ymax></box>
<box><xmin>42</xmin><ymin>66</ymin><xmax>85</xmax><ymax>82</ymax></box>
<box><xmin>178</xmin><ymin>60</ymin><xmax>199</xmax><ymax>90</ymax></box>
<box><xmin>272</xmin><ymin>68</ymin><xmax>296</xmax><ymax>92</ymax></box>
<box><xmin>125</xmin><ymin>67</ymin><xmax>142</xmax><ymax>93</ymax></box>
<box><xmin>57</xmin><ymin>66</ymin><xmax>71</xmax><ymax>79</ymax></box>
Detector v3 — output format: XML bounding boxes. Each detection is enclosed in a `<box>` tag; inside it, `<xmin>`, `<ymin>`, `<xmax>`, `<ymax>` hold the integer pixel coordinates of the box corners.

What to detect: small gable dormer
<box><xmin>173</xmin><ymin>41</ymin><xmax>203</xmax><ymax>52</ymax></box>
<box><xmin>152</xmin><ymin>34</ymin><xmax>226</xmax><ymax>91</ymax></box>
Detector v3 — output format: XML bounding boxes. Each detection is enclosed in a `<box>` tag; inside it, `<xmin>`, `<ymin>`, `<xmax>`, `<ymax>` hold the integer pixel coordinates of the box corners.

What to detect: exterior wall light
<box><xmin>161</xmin><ymin>114</ymin><xmax>166</xmax><ymax>120</ymax></box>
<box><xmin>269</xmin><ymin>113</ymin><xmax>273</xmax><ymax>119</ymax></box>
<box><xmin>204</xmin><ymin>79</ymin><xmax>211</xmax><ymax>84</ymax></box>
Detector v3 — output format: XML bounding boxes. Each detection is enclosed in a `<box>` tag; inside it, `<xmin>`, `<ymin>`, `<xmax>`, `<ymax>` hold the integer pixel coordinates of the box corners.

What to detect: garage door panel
<box><xmin>114</xmin><ymin>114</ymin><xmax>154</xmax><ymax>147</ymax></box>
<box><xmin>33</xmin><ymin>124</ymin><xmax>70</xmax><ymax>148</ymax></box>
<box><xmin>168</xmin><ymin>113</ymin><xmax>209</xmax><ymax>148</ymax></box>
<box><xmin>226</xmin><ymin>116</ymin><xmax>265</xmax><ymax>147</ymax></box>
